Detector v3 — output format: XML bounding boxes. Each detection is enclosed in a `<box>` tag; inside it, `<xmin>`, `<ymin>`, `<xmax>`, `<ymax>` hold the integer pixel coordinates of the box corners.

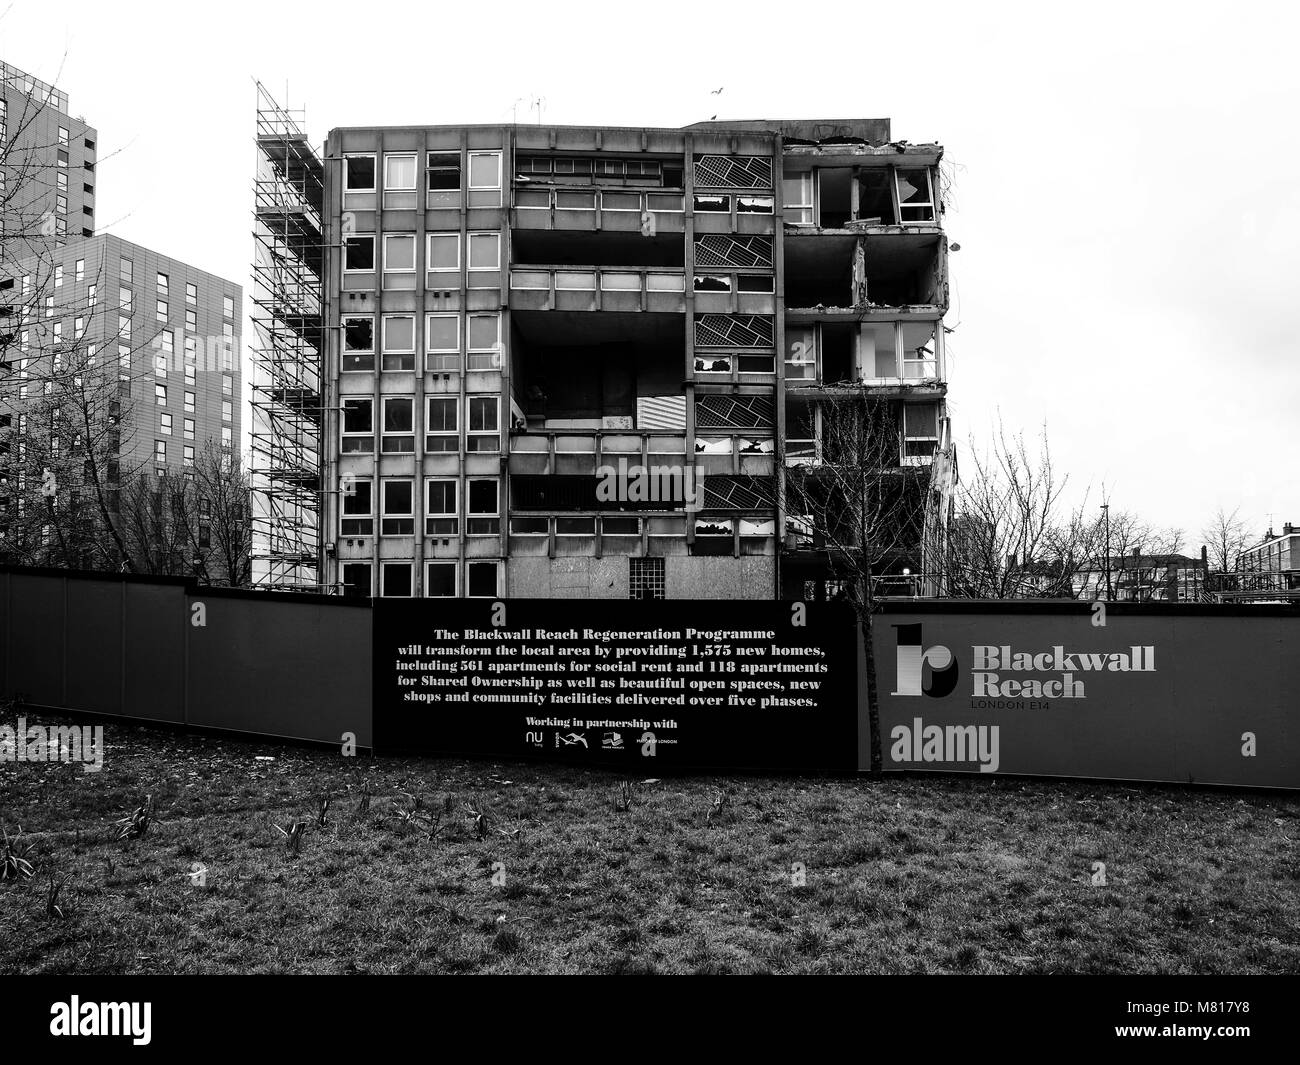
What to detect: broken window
<box><xmin>382</xmin><ymin>397</ymin><xmax>415</xmax><ymax>453</ymax></box>
<box><xmin>901</xmin><ymin>321</ymin><xmax>938</xmax><ymax>379</ymax></box>
<box><xmin>857</xmin><ymin>169</ymin><xmax>896</xmax><ymax>225</ymax></box>
<box><xmin>694</xmin><ymin>193</ymin><xmax>730</xmax><ymax>213</ymax></box>
<box><xmin>817</xmin><ymin>168</ymin><xmax>852</xmax><ymax>228</ymax></box>
<box><xmin>820</xmin><ymin>322</ymin><xmax>854</xmax><ymax>383</ymax></box>
<box><xmin>342</xmin><ymin>315</ymin><xmax>374</xmax><ymax>371</ymax></box>
<box><xmin>341</xmin><ymin>562</ymin><xmax>372</xmax><ymax>598</ymax></box>
<box><xmin>345</xmin><ymin>154</ymin><xmax>376</xmax><ymax>192</ymax></box>
<box><xmin>783</xmin><ymin>172</ymin><xmax>814</xmax><ymax>225</ymax></box>
<box><xmin>341</xmin><ymin>477</ymin><xmax>372</xmax><ymax>535</ymax></box>
<box><xmin>736</xmin><ymin>195</ymin><xmax>773</xmax><ymax>214</ymax></box>
<box><xmin>785</xmin><ymin>399</ymin><xmax>816</xmax><ymax>459</ymax></box>
<box><xmin>341</xmin><ymin>397</ymin><xmax>373</xmax><ymax>453</ymax></box>
<box><xmin>861</xmin><ymin>322</ymin><xmax>898</xmax><ymax>379</ymax></box>
<box><xmin>895</xmin><ymin>168</ymin><xmax>935</xmax><ymax>223</ymax></box>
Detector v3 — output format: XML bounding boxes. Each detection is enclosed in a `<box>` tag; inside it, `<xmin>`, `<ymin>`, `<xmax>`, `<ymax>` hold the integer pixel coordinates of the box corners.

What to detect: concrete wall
<box><xmin>507</xmin><ymin>555</ymin><xmax>774</xmax><ymax>598</ymax></box>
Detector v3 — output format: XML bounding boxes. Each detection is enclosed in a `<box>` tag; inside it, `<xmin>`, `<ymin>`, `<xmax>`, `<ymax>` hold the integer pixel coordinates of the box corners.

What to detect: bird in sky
<box><xmin>711</xmin><ymin>87</ymin><xmax>724</xmax><ymax>94</ymax></box>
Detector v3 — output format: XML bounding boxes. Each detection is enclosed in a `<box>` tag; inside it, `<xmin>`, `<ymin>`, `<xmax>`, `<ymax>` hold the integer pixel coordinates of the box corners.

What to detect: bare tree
<box><xmin>779</xmin><ymin>395</ymin><xmax>933</xmax><ymax>774</ymax></box>
<box><xmin>1201</xmin><ymin>505</ymin><xmax>1251</xmax><ymax>573</ymax></box>
<box><xmin>947</xmin><ymin>420</ymin><xmax>1100</xmax><ymax>598</ymax></box>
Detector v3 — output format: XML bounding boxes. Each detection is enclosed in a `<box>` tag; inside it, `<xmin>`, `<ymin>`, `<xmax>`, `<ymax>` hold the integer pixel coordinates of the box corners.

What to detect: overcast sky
<box><xmin>3</xmin><ymin>0</ymin><xmax>1295</xmax><ymax>549</ymax></box>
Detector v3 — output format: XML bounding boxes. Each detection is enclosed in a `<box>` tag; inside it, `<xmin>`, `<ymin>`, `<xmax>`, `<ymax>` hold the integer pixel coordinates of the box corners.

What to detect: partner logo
<box><xmin>50</xmin><ymin>997</ymin><xmax>151</xmax><ymax>1046</ymax></box>
<box><xmin>555</xmin><ymin>731</ymin><xmax>588</xmax><ymax>748</ymax></box>
<box><xmin>891</xmin><ymin>624</ymin><xmax>959</xmax><ymax>698</ymax></box>
<box><xmin>595</xmin><ymin>458</ymin><xmax>704</xmax><ymax>512</ymax></box>
<box><xmin>601</xmin><ymin>731</ymin><xmax>624</xmax><ymax>750</ymax></box>
<box><xmin>0</xmin><ymin>717</ymin><xmax>104</xmax><ymax>773</ymax></box>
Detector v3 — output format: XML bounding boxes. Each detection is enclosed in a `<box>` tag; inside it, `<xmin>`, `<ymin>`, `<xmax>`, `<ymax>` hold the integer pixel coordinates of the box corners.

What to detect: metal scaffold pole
<box><xmin>250</xmin><ymin>82</ymin><xmax>325</xmax><ymax>591</ymax></box>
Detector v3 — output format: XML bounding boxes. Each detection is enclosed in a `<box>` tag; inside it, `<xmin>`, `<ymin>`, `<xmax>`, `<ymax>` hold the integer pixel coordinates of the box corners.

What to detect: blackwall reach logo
<box><xmin>891</xmin><ymin>624</ymin><xmax>959</xmax><ymax>698</ymax></box>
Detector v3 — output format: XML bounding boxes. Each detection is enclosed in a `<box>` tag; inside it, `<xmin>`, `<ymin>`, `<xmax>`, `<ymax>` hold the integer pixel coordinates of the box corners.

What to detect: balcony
<box><xmin>509</xmin><ymin>266</ymin><xmax>685</xmax><ymax>313</ymax></box>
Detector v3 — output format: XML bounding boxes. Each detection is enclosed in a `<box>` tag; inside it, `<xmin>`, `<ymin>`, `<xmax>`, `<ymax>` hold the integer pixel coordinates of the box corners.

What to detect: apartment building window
<box><xmin>155</xmin><ymin>383</ymin><xmax>167</xmax><ymax>406</ymax></box>
<box><xmin>58</xmin><ymin>126</ymin><xmax>69</xmax><ymax>146</ymax></box>
<box><xmin>221</xmin><ymin>426</ymin><xmax>232</xmax><ymax>449</ymax></box>
<box><xmin>902</xmin><ymin>403</ymin><xmax>939</xmax><ymax>460</ymax></box>
<box><xmin>160</xmin><ymin>412</ymin><xmax>173</xmax><ymax>435</ymax></box>
<box><xmin>340</xmin><ymin>477</ymin><xmax>373</xmax><ymax>535</ymax></box>
<box><xmin>783</xmin><ymin>172</ymin><xmax>814</xmax><ymax>225</ymax></box>
<box><xmin>342</xmin><ymin>314</ymin><xmax>374</xmax><ymax>371</ymax></box>
<box><xmin>184</xmin><ymin>418</ymin><xmax>195</xmax><ymax>440</ymax></box>
<box><xmin>426</xmin><ymin>152</ymin><xmax>461</xmax><ymax>191</ymax></box>
<box><xmin>466</xmin><ymin>478</ymin><xmax>499</xmax><ymax>535</ymax></box>
<box><xmin>384</xmin><ymin>153</ymin><xmax>417</xmax><ymax>191</ymax></box>
<box><xmin>381</xmin><ymin>561</ymin><xmax>413</xmax><ymax>598</ymax></box>
<box><xmin>120</xmin><ymin>258</ymin><xmax>132</xmax><ymax>282</ymax></box>
<box><xmin>785</xmin><ymin>326</ymin><xmax>816</xmax><ymax>381</ymax></box>
<box><xmin>466</xmin><ymin>560</ymin><xmax>500</xmax><ymax>598</ymax></box>
<box><xmin>184</xmin><ymin>364</ymin><xmax>196</xmax><ymax>385</ymax></box>
<box><xmin>344</xmin><ymin>154</ymin><xmax>376</xmax><ymax>192</ymax></box>
<box><xmin>157</xmin><ymin>299</ymin><xmax>168</xmax><ymax>322</ymax></box>
<box><xmin>56</xmin><ymin>195</ymin><xmax>67</xmax><ymax>215</ymax></box>
<box><xmin>381</xmin><ymin>314</ymin><xmax>415</xmax><ymax>371</ymax></box>
<box><xmin>381</xmin><ymin>479</ymin><xmax>414</xmax><ymax>535</ymax></box>
<box><xmin>186</xmin><ymin>309</ymin><xmax>198</xmax><ymax>331</ymax></box>
<box><xmin>383</xmin><ymin>233</ymin><xmax>416</xmax><ymax>271</ymax></box>
<box><xmin>694</xmin><ymin>193</ymin><xmax>730</xmax><ymax>213</ymax></box>
<box><xmin>88</xmin><ymin>283</ymin><xmax>96</xmax><ymax>307</ymax></box>
<box><xmin>629</xmin><ymin>557</ymin><xmax>666</xmax><ymax>600</ymax></box>
<box><xmin>425</xmin><ymin>314</ymin><xmax>459</xmax><ymax>372</ymax></box>
<box><xmin>425</xmin><ymin>478</ymin><xmax>458</xmax><ymax>535</ymax></box>
<box><xmin>74</xmin><ymin>316</ymin><xmax>85</xmax><ymax>338</ymax></box>
<box><xmin>466</xmin><ymin>313</ymin><xmax>500</xmax><ymax>371</ymax></box>
<box><xmin>467</xmin><ymin>151</ymin><xmax>502</xmax><ymax>207</ymax></box>
<box><xmin>426</xmin><ymin>233</ymin><xmax>459</xmax><ymax>275</ymax></box>
<box><xmin>340</xmin><ymin>562</ymin><xmax>372</xmax><ymax>598</ymax></box>
<box><xmin>425</xmin><ymin>561</ymin><xmax>456</xmax><ymax>597</ymax></box>
<box><xmin>344</xmin><ymin>235</ymin><xmax>375</xmax><ymax>272</ymax></box>
<box><xmin>381</xmin><ymin>397</ymin><xmax>415</xmax><ymax>453</ymax></box>
<box><xmin>895</xmin><ymin>169</ymin><xmax>935</xmax><ymax>223</ymax></box>
<box><xmin>737</xmin><ymin>195</ymin><xmax>774</xmax><ymax>214</ymax></box>
<box><xmin>186</xmin><ymin>281</ymin><xmax>198</xmax><ymax>305</ymax></box>
<box><xmin>118</xmin><ymin>344</ymin><xmax>131</xmax><ymax>374</ymax></box>
<box><xmin>155</xmin><ymin>440</ymin><xmax>166</xmax><ymax>464</ymax></box>
<box><xmin>467</xmin><ymin>232</ymin><xmax>500</xmax><ymax>272</ymax></box>
<box><xmin>222</xmin><ymin>400</ymin><xmax>233</xmax><ymax>423</ymax></box>
<box><xmin>425</xmin><ymin>396</ymin><xmax>457</xmax><ymax>452</ymax></box>
<box><xmin>341</xmin><ymin>397</ymin><xmax>373</xmax><ymax>453</ymax></box>
<box><xmin>222</xmin><ymin>373</ymin><xmax>234</xmax><ymax>396</ymax></box>
<box><xmin>57</xmin><ymin>172</ymin><xmax>69</xmax><ymax>194</ymax></box>
<box><xmin>467</xmin><ymin>396</ymin><xmax>499</xmax><ymax>452</ymax></box>
<box><xmin>223</xmin><ymin>295</ymin><xmax>235</xmax><ymax>319</ymax></box>
<box><xmin>183</xmin><ymin>445</ymin><xmax>195</xmax><ymax>467</ymax></box>
<box><xmin>157</xmin><ymin>272</ymin><xmax>169</xmax><ymax>294</ymax></box>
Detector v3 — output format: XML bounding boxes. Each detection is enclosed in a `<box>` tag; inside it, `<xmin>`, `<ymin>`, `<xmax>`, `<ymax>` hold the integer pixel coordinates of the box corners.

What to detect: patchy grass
<box><xmin>1</xmin><ymin>708</ymin><xmax>1297</xmax><ymax>974</ymax></box>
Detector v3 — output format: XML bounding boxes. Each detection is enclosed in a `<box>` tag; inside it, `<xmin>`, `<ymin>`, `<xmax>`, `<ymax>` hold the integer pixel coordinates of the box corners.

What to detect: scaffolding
<box><xmin>250</xmin><ymin>83</ymin><xmax>325</xmax><ymax>591</ymax></box>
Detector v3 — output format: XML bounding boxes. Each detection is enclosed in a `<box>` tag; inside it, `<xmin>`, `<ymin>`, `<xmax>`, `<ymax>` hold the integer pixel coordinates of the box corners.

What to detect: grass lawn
<box><xmin>2</xmin><ymin>707</ymin><xmax>1298</xmax><ymax>975</ymax></box>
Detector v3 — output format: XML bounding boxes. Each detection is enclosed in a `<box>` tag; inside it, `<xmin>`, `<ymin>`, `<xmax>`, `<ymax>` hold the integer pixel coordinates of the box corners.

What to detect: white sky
<box><xmin>3</xmin><ymin>0</ymin><xmax>1296</xmax><ymax>548</ymax></box>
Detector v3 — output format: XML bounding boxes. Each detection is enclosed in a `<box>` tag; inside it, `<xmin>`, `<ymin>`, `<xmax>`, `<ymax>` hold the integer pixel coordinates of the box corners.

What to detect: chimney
<box><xmin>1285</xmin><ymin>522</ymin><xmax>1295</xmax><ymax>536</ymax></box>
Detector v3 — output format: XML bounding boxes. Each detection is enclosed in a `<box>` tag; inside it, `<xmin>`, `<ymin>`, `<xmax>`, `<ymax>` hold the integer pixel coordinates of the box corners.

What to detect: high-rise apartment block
<box><xmin>0</xmin><ymin>59</ymin><xmax>241</xmax><ymax>565</ymax></box>
<box><xmin>254</xmin><ymin>110</ymin><xmax>955</xmax><ymax>598</ymax></box>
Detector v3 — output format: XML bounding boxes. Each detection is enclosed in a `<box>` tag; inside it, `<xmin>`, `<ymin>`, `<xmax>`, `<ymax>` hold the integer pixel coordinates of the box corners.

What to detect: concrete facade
<box><xmin>315</xmin><ymin>118</ymin><xmax>953</xmax><ymax>600</ymax></box>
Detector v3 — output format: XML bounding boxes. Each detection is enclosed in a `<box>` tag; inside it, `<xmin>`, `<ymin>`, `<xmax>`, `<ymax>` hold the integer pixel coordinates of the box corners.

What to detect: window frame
<box><xmin>344</xmin><ymin>153</ymin><xmax>377</xmax><ymax>193</ymax></box>
<box><xmin>425</xmin><ymin>477</ymin><xmax>459</xmax><ymax>537</ymax></box>
<box><xmin>380</xmin><ymin>396</ymin><xmax>416</xmax><ymax>454</ymax></box>
<box><xmin>380</xmin><ymin>478</ymin><xmax>415</xmax><ymax>536</ymax></box>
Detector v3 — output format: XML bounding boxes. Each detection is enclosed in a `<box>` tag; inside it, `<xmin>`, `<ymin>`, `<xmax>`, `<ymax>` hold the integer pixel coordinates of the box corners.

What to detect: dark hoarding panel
<box><xmin>186</xmin><ymin>592</ymin><xmax>373</xmax><ymax>747</ymax></box>
<box><xmin>373</xmin><ymin>598</ymin><xmax>860</xmax><ymax>771</ymax></box>
<box><xmin>872</xmin><ymin>606</ymin><xmax>1300</xmax><ymax>789</ymax></box>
